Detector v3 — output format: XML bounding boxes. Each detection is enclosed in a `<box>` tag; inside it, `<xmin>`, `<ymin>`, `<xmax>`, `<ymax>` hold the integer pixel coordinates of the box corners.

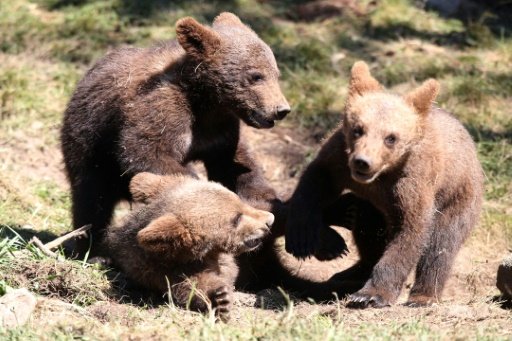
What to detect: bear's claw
<box><xmin>211</xmin><ymin>286</ymin><xmax>231</xmax><ymax>322</ymax></box>
<box><xmin>347</xmin><ymin>292</ymin><xmax>390</xmax><ymax>309</ymax></box>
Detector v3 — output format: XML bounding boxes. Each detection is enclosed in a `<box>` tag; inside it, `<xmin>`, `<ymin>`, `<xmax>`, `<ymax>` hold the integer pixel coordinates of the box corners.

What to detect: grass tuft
<box><xmin>0</xmin><ymin>226</ymin><xmax>112</xmax><ymax>306</ymax></box>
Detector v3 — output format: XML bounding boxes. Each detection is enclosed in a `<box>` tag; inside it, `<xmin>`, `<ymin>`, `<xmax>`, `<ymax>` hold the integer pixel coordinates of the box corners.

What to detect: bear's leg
<box><xmin>172</xmin><ymin>256</ymin><xmax>235</xmax><ymax>322</ymax></box>
<box><xmin>407</xmin><ymin>208</ymin><xmax>474</xmax><ymax>306</ymax></box>
<box><xmin>328</xmin><ymin>195</ymin><xmax>388</xmax><ymax>294</ymax></box>
<box><xmin>172</xmin><ymin>276</ymin><xmax>232</xmax><ymax>322</ymax></box>
<box><xmin>315</xmin><ymin>193</ymin><xmax>382</xmax><ymax>262</ymax></box>
<box><xmin>69</xmin><ymin>171</ymin><xmax>119</xmax><ymax>258</ymax></box>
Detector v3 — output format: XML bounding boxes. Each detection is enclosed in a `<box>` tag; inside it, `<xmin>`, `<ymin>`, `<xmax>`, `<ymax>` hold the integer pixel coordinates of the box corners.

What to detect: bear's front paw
<box><xmin>285</xmin><ymin>229</ymin><xmax>318</xmax><ymax>260</ymax></box>
<box><xmin>347</xmin><ymin>290</ymin><xmax>391</xmax><ymax>309</ymax></box>
<box><xmin>285</xmin><ymin>215</ymin><xmax>322</xmax><ymax>259</ymax></box>
<box><xmin>314</xmin><ymin>226</ymin><xmax>349</xmax><ymax>261</ymax></box>
<box><xmin>210</xmin><ymin>286</ymin><xmax>232</xmax><ymax>322</ymax></box>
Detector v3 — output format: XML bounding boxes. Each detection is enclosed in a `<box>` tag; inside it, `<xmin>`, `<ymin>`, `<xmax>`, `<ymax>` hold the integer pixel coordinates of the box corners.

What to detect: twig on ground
<box><xmin>24</xmin><ymin>225</ymin><xmax>92</xmax><ymax>260</ymax></box>
<box><xmin>44</xmin><ymin>224</ymin><xmax>91</xmax><ymax>250</ymax></box>
<box><xmin>29</xmin><ymin>237</ymin><xmax>58</xmax><ymax>258</ymax></box>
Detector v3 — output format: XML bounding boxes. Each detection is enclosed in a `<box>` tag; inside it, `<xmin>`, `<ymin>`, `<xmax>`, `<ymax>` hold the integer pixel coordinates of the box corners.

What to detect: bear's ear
<box><xmin>129</xmin><ymin>172</ymin><xmax>176</xmax><ymax>204</ymax></box>
<box><xmin>176</xmin><ymin>17</ymin><xmax>221</xmax><ymax>59</ymax></box>
<box><xmin>213</xmin><ymin>12</ymin><xmax>245</xmax><ymax>28</ymax></box>
<box><xmin>405</xmin><ymin>79</ymin><xmax>439</xmax><ymax>116</ymax></box>
<box><xmin>348</xmin><ymin>61</ymin><xmax>382</xmax><ymax>101</ymax></box>
<box><xmin>136</xmin><ymin>214</ymin><xmax>196</xmax><ymax>254</ymax></box>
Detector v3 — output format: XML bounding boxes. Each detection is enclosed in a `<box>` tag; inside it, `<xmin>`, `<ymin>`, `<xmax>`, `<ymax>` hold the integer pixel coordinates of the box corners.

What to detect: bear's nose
<box><xmin>354</xmin><ymin>156</ymin><xmax>371</xmax><ymax>172</ymax></box>
<box><xmin>265</xmin><ymin>213</ymin><xmax>275</xmax><ymax>227</ymax></box>
<box><xmin>276</xmin><ymin>104</ymin><xmax>291</xmax><ymax>120</ymax></box>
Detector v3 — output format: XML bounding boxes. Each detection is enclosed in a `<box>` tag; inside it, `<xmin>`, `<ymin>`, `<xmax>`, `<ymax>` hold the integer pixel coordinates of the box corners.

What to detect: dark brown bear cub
<box><xmin>61</xmin><ymin>12</ymin><xmax>289</xmax><ymax>256</ymax></box>
<box><xmin>105</xmin><ymin>172</ymin><xmax>274</xmax><ymax>321</ymax></box>
<box><xmin>285</xmin><ymin>61</ymin><xmax>484</xmax><ymax>308</ymax></box>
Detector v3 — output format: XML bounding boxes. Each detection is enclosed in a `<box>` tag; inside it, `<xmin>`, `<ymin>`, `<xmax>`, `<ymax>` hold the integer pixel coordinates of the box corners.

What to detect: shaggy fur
<box><xmin>60</xmin><ymin>12</ymin><xmax>290</xmax><ymax>256</ymax></box>
<box><xmin>105</xmin><ymin>172</ymin><xmax>274</xmax><ymax>321</ymax></box>
<box><xmin>285</xmin><ymin>61</ymin><xmax>484</xmax><ymax>307</ymax></box>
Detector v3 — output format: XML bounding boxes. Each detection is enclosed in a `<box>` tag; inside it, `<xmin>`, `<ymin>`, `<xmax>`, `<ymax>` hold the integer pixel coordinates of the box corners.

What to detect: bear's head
<box><xmin>342</xmin><ymin>61</ymin><xmax>439</xmax><ymax>184</ymax></box>
<box><xmin>129</xmin><ymin>172</ymin><xmax>274</xmax><ymax>260</ymax></box>
<box><xmin>176</xmin><ymin>12</ymin><xmax>290</xmax><ymax>129</ymax></box>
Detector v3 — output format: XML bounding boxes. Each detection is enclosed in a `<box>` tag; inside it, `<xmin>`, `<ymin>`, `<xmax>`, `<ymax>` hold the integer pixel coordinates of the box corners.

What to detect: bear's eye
<box><xmin>384</xmin><ymin>134</ymin><xmax>398</xmax><ymax>147</ymax></box>
<box><xmin>352</xmin><ymin>126</ymin><xmax>364</xmax><ymax>138</ymax></box>
<box><xmin>248</xmin><ymin>72</ymin><xmax>265</xmax><ymax>83</ymax></box>
<box><xmin>231</xmin><ymin>213</ymin><xmax>242</xmax><ymax>227</ymax></box>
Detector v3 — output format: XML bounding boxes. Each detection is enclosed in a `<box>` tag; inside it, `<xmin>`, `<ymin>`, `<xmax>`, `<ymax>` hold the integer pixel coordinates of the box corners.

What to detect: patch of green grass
<box><xmin>0</xmin><ymin>226</ymin><xmax>111</xmax><ymax>306</ymax></box>
<box><xmin>0</xmin><ymin>67</ymin><xmax>39</xmax><ymax>121</ymax></box>
<box><xmin>375</xmin><ymin>55</ymin><xmax>455</xmax><ymax>86</ymax></box>
<box><xmin>478</xmin><ymin>140</ymin><xmax>512</xmax><ymax>203</ymax></box>
<box><xmin>0</xmin><ymin>1</ymin><xmax>49</xmax><ymax>54</ymax></box>
<box><xmin>481</xmin><ymin>208</ymin><xmax>512</xmax><ymax>244</ymax></box>
<box><xmin>0</xmin><ymin>178</ymin><xmax>72</xmax><ymax>235</ymax></box>
<box><xmin>450</xmin><ymin>72</ymin><xmax>512</xmax><ymax>105</ymax></box>
<box><xmin>0</xmin><ymin>328</ymin><xmax>41</xmax><ymax>341</ymax></box>
<box><xmin>0</xmin><ymin>56</ymin><xmax>80</xmax><ymax>134</ymax></box>
<box><xmin>370</xmin><ymin>0</ymin><xmax>465</xmax><ymax>36</ymax></box>
<box><xmin>282</xmin><ymin>68</ymin><xmax>344</xmax><ymax>129</ymax></box>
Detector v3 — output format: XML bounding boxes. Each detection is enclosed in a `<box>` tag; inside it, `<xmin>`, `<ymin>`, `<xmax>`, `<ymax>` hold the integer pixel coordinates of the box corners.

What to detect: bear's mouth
<box><xmin>244</xmin><ymin>110</ymin><xmax>275</xmax><ymax>129</ymax></box>
<box><xmin>351</xmin><ymin>169</ymin><xmax>379</xmax><ymax>184</ymax></box>
<box><xmin>243</xmin><ymin>236</ymin><xmax>264</xmax><ymax>250</ymax></box>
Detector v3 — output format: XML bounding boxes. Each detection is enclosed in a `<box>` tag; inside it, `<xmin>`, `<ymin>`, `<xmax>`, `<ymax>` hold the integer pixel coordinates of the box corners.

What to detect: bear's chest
<box><xmin>184</xmin><ymin>116</ymin><xmax>240</xmax><ymax>162</ymax></box>
<box><xmin>347</xmin><ymin>177</ymin><xmax>397</xmax><ymax>219</ymax></box>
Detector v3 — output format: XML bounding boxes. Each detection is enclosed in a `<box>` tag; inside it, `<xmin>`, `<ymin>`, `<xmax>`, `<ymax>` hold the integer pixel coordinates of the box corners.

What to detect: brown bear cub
<box><xmin>60</xmin><ymin>12</ymin><xmax>289</xmax><ymax>256</ymax></box>
<box><xmin>105</xmin><ymin>172</ymin><xmax>274</xmax><ymax>321</ymax></box>
<box><xmin>285</xmin><ymin>61</ymin><xmax>484</xmax><ymax>308</ymax></box>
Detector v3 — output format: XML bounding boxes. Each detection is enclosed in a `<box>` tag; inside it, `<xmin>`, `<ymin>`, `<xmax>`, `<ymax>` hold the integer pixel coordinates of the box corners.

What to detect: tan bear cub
<box><xmin>61</xmin><ymin>12</ymin><xmax>289</xmax><ymax>257</ymax></box>
<box><xmin>285</xmin><ymin>61</ymin><xmax>484</xmax><ymax>308</ymax></box>
<box><xmin>105</xmin><ymin>172</ymin><xmax>274</xmax><ymax>321</ymax></box>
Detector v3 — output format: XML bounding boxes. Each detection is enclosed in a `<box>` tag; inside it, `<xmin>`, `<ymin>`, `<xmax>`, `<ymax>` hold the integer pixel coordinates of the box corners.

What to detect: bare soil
<box><xmin>3</xmin><ymin>119</ymin><xmax>510</xmax><ymax>336</ymax></box>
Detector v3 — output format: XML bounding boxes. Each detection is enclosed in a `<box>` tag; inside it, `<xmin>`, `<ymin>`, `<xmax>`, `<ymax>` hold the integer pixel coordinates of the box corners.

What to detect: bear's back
<box><xmin>423</xmin><ymin>108</ymin><xmax>484</xmax><ymax>204</ymax></box>
<box><xmin>69</xmin><ymin>40</ymin><xmax>185</xmax><ymax>112</ymax></box>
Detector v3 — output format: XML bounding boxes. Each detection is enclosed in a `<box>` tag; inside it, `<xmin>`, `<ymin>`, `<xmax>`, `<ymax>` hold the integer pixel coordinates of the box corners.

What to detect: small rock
<box><xmin>497</xmin><ymin>253</ymin><xmax>512</xmax><ymax>300</ymax></box>
<box><xmin>0</xmin><ymin>288</ymin><xmax>37</xmax><ymax>328</ymax></box>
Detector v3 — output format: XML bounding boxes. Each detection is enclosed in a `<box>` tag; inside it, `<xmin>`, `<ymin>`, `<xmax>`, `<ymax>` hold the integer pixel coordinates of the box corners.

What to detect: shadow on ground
<box><xmin>0</xmin><ymin>224</ymin><xmax>59</xmax><ymax>244</ymax></box>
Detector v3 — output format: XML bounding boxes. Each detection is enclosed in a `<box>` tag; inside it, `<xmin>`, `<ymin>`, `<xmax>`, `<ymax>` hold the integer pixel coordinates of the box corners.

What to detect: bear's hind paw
<box><xmin>211</xmin><ymin>286</ymin><xmax>231</xmax><ymax>322</ymax></box>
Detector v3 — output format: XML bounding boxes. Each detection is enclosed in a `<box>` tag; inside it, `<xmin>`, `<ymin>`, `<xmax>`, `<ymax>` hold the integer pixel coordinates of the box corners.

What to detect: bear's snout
<box><xmin>275</xmin><ymin>104</ymin><xmax>291</xmax><ymax>120</ymax></box>
<box><xmin>350</xmin><ymin>154</ymin><xmax>383</xmax><ymax>184</ymax></box>
<box><xmin>353</xmin><ymin>155</ymin><xmax>372</xmax><ymax>173</ymax></box>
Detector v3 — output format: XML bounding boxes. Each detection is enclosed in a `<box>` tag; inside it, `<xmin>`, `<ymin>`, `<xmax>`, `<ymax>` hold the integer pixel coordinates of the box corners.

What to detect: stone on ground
<box><xmin>0</xmin><ymin>288</ymin><xmax>37</xmax><ymax>328</ymax></box>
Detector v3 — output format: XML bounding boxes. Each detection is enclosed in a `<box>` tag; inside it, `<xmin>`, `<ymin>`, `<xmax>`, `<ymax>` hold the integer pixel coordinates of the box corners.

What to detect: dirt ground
<box><xmin>3</xmin><ymin>120</ymin><xmax>511</xmax><ymax>338</ymax></box>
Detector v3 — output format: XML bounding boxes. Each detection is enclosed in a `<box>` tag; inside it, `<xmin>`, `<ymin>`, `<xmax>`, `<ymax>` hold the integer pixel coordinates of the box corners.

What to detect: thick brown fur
<box><xmin>285</xmin><ymin>61</ymin><xmax>484</xmax><ymax>308</ymax></box>
<box><xmin>104</xmin><ymin>172</ymin><xmax>274</xmax><ymax>321</ymax></box>
<box><xmin>60</xmin><ymin>12</ymin><xmax>290</xmax><ymax>257</ymax></box>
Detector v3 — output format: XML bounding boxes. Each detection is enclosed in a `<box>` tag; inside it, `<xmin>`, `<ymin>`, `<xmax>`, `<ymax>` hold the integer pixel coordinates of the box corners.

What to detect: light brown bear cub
<box><xmin>286</xmin><ymin>61</ymin><xmax>484</xmax><ymax>308</ymax></box>
<box><xmin>105</xmin><ymin>172</ymin><xmax>274</xmax><ymax>321</ymax></box>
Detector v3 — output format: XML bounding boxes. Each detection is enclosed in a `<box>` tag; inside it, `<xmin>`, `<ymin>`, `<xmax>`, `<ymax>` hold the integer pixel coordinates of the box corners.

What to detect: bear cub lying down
<box><xmin>104</xmin><ymin>172</ymin><xmax>274</xmax><ymax>321</ymax></box>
